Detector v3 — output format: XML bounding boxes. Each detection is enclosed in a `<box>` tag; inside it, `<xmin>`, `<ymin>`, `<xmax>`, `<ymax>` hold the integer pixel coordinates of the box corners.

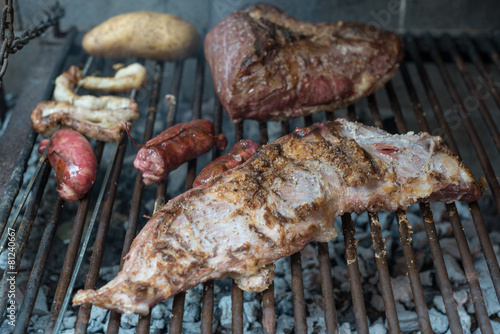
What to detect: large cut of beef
<box><xmin>204</xmin><ymin>4</ymin><xmax>404</xmax><ymax>122</ymax></box>
<box><xmin>73</xmin><ymin>119</ymin><xmax>483</xmax><ymax>315</ymax></box>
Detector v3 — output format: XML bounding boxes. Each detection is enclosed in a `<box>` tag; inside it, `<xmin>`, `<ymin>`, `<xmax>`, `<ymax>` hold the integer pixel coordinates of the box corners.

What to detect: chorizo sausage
<box><xmin>193</xmin><ymin>139</ymin><xmax>259</xmax><ymax>188</ymax></box>
<box><xmin>133</xmin><ymin>119</ymin><xmax>227</xmax><ymax>185</ymax></box>
<box><xmin>39</xmin><ymin>129</ymin><xmax>97</xmax><ymax>202</ymax></box>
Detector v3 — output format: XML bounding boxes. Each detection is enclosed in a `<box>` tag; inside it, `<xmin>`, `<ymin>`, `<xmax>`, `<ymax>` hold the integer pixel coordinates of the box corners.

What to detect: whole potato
<box><xmin>82</xmin><ymin>11</ymin><xmax>201</xmax><ymax>61</ymax></box>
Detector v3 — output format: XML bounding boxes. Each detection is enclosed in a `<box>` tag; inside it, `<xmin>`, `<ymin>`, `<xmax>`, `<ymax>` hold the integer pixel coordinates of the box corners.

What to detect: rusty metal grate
<box><xmin>0</xmin><ymin>31</ymin><xmax>500</xmax><ymax>334</ymax></box>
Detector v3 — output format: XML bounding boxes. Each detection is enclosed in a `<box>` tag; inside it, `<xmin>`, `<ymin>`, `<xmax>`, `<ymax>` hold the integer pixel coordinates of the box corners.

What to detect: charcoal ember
<box><xmin>458</xmin><ymin>306</ymin><xmax>472</xmax><ymax>334</ymax></box>
<box><xmin>243</xmin><ymin>300</ymin><xmax>260</xmax><ymax>323</ymax></box>
<box><xmin>87</xmin><ymin>319</ymin><xmax>104</xmax><ymax>333</ymax></box>
<box><xmin>429</xmin><ymin>308</ymin><xmax>449</xmax><ymax>334</ymax></box>
<box><xmin>120</xmin><ymin>313</ymin><xmax>139</xmax><ymax>329</ymax></box>
<box><xmin>443</xmin><ymin>254</ymin><xmax>467</xmax><ymax>285</ymax></box>
<box><xmin>370</xmin><ymin>293</ymin><xmax>386</xmax><ymax>312</ymax></box>
<box><xmin>99</xmin><ymin>265</ymin><xmax>120</xmax><ymax>282</ymax></box>
<box><xmin>406</xmin><ymin>212</ymin><xmax>424</xmax><ymax>231</ymax></box>
<box><xmin>473</xmin><ymin>320</ymin><xmax>500</xmax><ymax>334</ymax></box>
<box><xmin>430</xmin><ymin>202</ymin><xmax>446</xmax><ymax>223</ymax></box>
<box><xmin>482</xmin><ymin>287</ymin><xmax>500</xmax><ymax>316</ymax></box>
<box><xmin>150</xmin><ymin>318</ymin><xmax>166</xmax><ymax>330</ymax></box>
<box><xmin>218</xmin><ymin>295</ymin><xmax>232</xmax><ymax>329</ymax></box>
<box><xmin>183</xmin><ymin>302</ymin><xmax>201</xmax><ymax>323</ymax></box>
<box><xmin>244</xmin><ymin>322</ymin><xmax>263</xmax><ymax>334</ymax></box>
<box><xmin>378</xmin><ymin>211</ymin><xmax>396</xmax><ymax>230</ymax></box>
<box><xmin>273</xmin><ymin>277</ymin><xmax>290</xmax><ymax>303</ymax></box>
<box><xmin>90</xmin><ymin>305</ymin><xmax>108</xmax><ymax>322</ymax></box>
<box><xmin>391</xmin><ymin>276</ymin><xmax>413</xmax><ymax>307</ymax></box>
<box><xmin>62</xmin><ymin>315</ymin><xmax>77</xmax><ymax>330</ymax></box>
<box><xmin>435</xmin><ymin>222</ymin><xmax>453</xmax><ymax>238</ymax></box>
<box><xmin>151</xmin><ymin>303</ymin><xmax>169</xmax><ymax>319</ymax></box>
<box><xmin>433</xmin><ymin>289</ymin><xmax>470</xmax><ymax>316</ymax></box>
<box><xmin>276</xmin><ymin>314</ymin><xmax>294</xmax><ymax>334</ymax></box>
<box><xmin>369</xmin><ymin>318</ymin><xmax>387</xmax><ymax>334</ymax></box>
<box><xmin>395</xmin><ymin>303</ymin><xmax>419</xmax><ymax>332</ymax></box>
<box><xmin>419</xmin><ymin>269</ymin><xmax>435</xmax><ymax>287</ymax></box>
<box><xmin>32</xmin><ymin>288</ymin><xmax>49</xmax><ymax>316</ymax></box>
<box><xmin>439</xmin><ymin>238</ymin><xmax>462</xmax><ymax>259</ymax></box>
<box><xmin>338</xmin><ymin>322</ymin><xmax>352</xmax><ymax>334</ymax></box>
<box><xmin>412</xmin><ymin>230</ymin><xmax>429</xmax><ymax>250</ymax></box>
<box><xmin>274</xmin><ymin>256</ymin><xmax>291</xmax><ymax>278</ymax></box>
<box><xmin>182</xmin><ymin>321</ymin><xmax>202</xmax><ymax>334</ymax></box>
<box><xmin>276</xmin><ymin>292</ymin><xmax>294</xmax><ymax>316</ymax></box>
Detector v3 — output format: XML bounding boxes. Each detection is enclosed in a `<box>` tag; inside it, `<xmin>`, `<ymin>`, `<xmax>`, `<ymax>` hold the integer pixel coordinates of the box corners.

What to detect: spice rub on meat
<box><xmin>73</xmin><ymin>119</ymin><xmax>483</xmax><ymax>315</ymax></box>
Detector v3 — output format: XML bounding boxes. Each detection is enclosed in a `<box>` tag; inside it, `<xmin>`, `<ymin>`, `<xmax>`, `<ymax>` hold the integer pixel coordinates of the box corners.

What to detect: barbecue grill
<box><xmin>1</xmin><ymin>6</ymin><xmax>500</xmax><ymax>334</ymax></box>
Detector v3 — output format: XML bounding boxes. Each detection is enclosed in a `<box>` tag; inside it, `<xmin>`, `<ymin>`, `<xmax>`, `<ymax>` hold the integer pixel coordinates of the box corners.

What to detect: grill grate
<box><xmin>0</xmin><ymin>32</ymin><xmax>499</xmax><ymax>334</ymax></box>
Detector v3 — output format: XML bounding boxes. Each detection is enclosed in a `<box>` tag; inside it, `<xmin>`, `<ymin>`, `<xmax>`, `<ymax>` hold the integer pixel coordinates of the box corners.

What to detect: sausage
<box><xmin>193</xmin><ymin>139</ymin><xmax>259</xmax><ymax>188</ymax></box>
<box><xmin>39</xmin><ymin>129</ymin><xmax>98</xmax><ymax>202</ymax></box>
<box><xmin>133</xmin><ymin>119</ymin><xmax>228</xmax><ymax>186</ymax></box>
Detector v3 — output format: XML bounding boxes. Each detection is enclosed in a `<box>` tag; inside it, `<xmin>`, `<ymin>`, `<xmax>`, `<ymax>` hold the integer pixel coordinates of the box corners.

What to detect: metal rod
<box><xmin>341</xmin><ymin>214</ymin><xmax>369</xmax><ymax>334</ymax></box>
<box><xmin>232</xmin><ymin>281</ymin><xmax>244</xmax><ymax>334</ymax></box>
<box><xmin>425</xmin><ymin>34</ymin><xmax>500</xmax><ymax>208</ymax></box>
<box><xmin>469</xmin><ymin>201</ymin><xmax>500</xmax><ymax>302</ymax></box>
<box><xmin>200</xmin><ymin>95</ymin><xmax>224</xmax><ymax>334</ymax></box>
<box><xmin>405</xmin><ymin>35</ymin><xmax>462</xmax><ymax>156</ymax></box>
<box><xmin>399</xmin><ymin>62</ymin><xmax>465</xmax><ymax>333</ymax></box>
<box><xmin>421</xmin><ymin>203</ymin><xmax>464</xmax><ymax>334</ymax></box>
<box><xmin>445</xmin><ymin>204</ymin><xmax>493</xmax><ymax>333</ymax></box>
<box><xmin>367</xmin><ymin>95</ymin><xmax>383</xmax><ymax>129</ymax></box>
<box><xmin>0</xmin><ymin>162</ymin><xmax>51</xmax><ymax>319</ymax></box>
<box><xmin>460</xmin><ymin>35</ymin><xmax>500</xmax><ymax>108</ymax></box>
<box><xmin>0</xmin><ymin>27</ymin><xmax>78</xmax><ymax>234</ymax></box>
<box><xmin>14</xmin><ymin>196</ymin><xmax>63</xmax><ymax>334</ymax></box>
<box><xmin>0</xmin><ymin>54</ymin><xmax>95</xmax><ymax>251</ymax></box>
<box><xmin>291</xmin><ymin>252</ymin><xmax>307</xmax><ymax>334</ymax></box>
<box><xmin>46</xmin><ymin>141</ymin><xmax>105</xmax><ymax>333</ymax></box>
<box><xmin>74</xmin><ymin>138</ymin><xmax>128</xmax><ymax>334</ymax></box>
<box><xmin>444</xmin><ymin>35</ymin><xmax>500</xmax><ymax>153</ymax></box>
<box><xmin>317</xmin><ymin>242</ymin><xmax>338</xmax><ymax>334</ymax></box>
<box><xmin>368</xmin><ymin>213</ymin><xmax>401</xmax><ymax>333</ymax></box>
<box><xmin>201</xmin><ymin>280</ymin><xmax>215</xmax><ymax>334</ymax></box>
<box><xmin>106</xmin><ymin>61</ymin><xmax>169</xmax><ymax>334</ymax></box>
<box><xmin>169</xmin><ymin>292</ymin><xmax>187</xmax><ymax>334</ymax></box>
<box><xmin>52</xmin><ymin>142</ymin><xmax>120</xmax><ymax>334</ymax></box>
<box><xmin>395</xmin><ymin>210</ymin><xmax>432</xmax><ymax>334</ymax></box>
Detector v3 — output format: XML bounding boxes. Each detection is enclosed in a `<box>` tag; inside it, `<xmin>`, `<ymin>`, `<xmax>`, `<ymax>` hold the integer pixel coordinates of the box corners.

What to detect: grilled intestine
<box><xmin>30</xmin><ymin>64</ymin><xmax>142</xmax><ymax>142</ymax></box>
<box><xmin>73</xmin><ymin>119</ymin><xmax>483</xmax><ymax>315</ymax></box>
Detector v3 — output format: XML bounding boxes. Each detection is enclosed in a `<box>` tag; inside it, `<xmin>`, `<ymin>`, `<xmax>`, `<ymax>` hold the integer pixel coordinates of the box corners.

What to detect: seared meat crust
<box><xmin>73</xmin><ymin>119</ymin><xmax>482</xmax><ymax>315</ymax></box>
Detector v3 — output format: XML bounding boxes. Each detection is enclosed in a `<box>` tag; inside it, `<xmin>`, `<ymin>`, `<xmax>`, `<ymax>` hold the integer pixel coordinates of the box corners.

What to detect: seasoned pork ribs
<box><xmin>73</xmin><ymin>119</ymin><xmax>483</xmax><ymax>315</ymax></box>
<box><xmin>204</xmin><ymin>4</ymin><xmax>403</xmax><ymax>122</ymax></box>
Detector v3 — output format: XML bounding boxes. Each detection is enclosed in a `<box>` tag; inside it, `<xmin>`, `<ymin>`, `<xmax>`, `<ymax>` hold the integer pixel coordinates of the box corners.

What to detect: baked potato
<box><xmin>82</xmin><ymin>11</ymin><xmax>201</xmax><ymax>61</ymax></box>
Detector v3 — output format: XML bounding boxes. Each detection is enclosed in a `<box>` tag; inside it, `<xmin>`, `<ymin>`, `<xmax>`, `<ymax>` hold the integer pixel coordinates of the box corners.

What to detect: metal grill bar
<box><xmin>446</xmin><ymin>35</ymin><xmax>500</xmax><ymax>153</ymax></box>
<box><xmin>106</xmin><ymin>61</ymin><xmax>166</xmax><ymax>334</ymax></box>
<box><xmin>75</xmin><ymin>138</ymin><xmax>128</xmax><ymax>333</ymax></box>
<box><xmin>368</xmin><ymin>88</ymin><xmax>433</xmax><ymax>333</ymax></box>
<box><xmin>368</xmin><ymin>213</ymin><xmax>401</xmax><ymax>333</ymax></box>
<box><xmin>0</xmin><ymin>161</ymin><xmax>51</xmax><ymax>317</ymax></box>
<box><xmin>459</xmin><ymin>36</ymin><xmax>500</xmax><ymax>110</ymax></box>
<box><xmin>317</xmin><ymin>242</ymin><xmax>338</xmax><ymax>334</ymax></box>
<box><xmin>13</xmin><ymin>195</ymin><xmax>63</xmax><ymax>334</ymax></box>
<box><xmin>2</xmin><ymin>32</ymin><xmax>500</xmax><ymax>334</ymax></box>
<box><xmin>342</xmin><ymin>214</ymin><xmax>369</xmax><ymax>334</ymax></box>
<box><xmin>399</xmin><ymin>62</ymin><xmax>465</xmax><ymax>334</ymax></box>
<box><xmin>47</xmin><ymin>141</ymin><xmax>105</xmax><ymax>333</ymax></box>
<box><xmin>426</xmin><ymin>35</ymin><xmax>500</xmax><ymax>208</ymax></box>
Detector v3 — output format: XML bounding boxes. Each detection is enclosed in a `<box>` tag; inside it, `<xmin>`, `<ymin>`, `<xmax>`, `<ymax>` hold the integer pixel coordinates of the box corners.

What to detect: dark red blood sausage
<box><xmin>193</xmin><ymin>139</ymin><xmax>259</xmax><ymax>188</ymax></box>
<box><xmin>134</xmin><ymin>119</ymin><xmax>228</xmax><ymax>186</ymax></box>
<box><xmin>41</xmin><ymin>129</ymin><xmax>97</xmax><ymax>202</ymax></box>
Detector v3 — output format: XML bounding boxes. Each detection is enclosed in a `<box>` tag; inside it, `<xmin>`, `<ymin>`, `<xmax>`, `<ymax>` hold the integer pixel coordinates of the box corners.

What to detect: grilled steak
<box><xmin>73</xmin><ymin>119</ymin><xmax>483</xmax><ymax>315</ymax></box>
<box><xmin>204</xmin><ymin>4</ymin><xmax>403</xmax><ymax>122</ymax></box>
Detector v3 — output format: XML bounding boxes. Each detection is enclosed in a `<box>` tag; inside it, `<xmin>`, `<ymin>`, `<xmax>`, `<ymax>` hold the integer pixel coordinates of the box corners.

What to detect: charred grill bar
<box><xmin>0</xmin><ymin>31</ymin><xmax>499</xmax><ymax>334</ymax></box>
